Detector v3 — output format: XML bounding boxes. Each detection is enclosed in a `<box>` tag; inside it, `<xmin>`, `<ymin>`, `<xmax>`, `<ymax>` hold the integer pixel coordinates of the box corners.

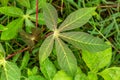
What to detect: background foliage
<box><xmin>0</xmin><ymin>0</ymin><xmax>120</xmax><ymax>80</ymax></box>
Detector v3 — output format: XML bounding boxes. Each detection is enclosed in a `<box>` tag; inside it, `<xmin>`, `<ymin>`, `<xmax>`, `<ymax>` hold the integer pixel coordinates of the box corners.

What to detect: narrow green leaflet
<box><xmin>26</xmin><ymin>0</ymin><xmax>46</xmax><ymax>14</ymax></box>
<box><xmin>82</xmin><ymin>46</ymin><xmax>112</xmax><ymax>72</ymax></box>
<box><xmin>1</xmin><ymin>61</ymin><xmax>21</xmax><ymax>80</ymax></box>
<box><xmin>60</xmin><ymin>32</ymin><xmax>109</xmax><ymax>52</ymax></box>
<box><xmin>1</xmin><ymin>18</ymin><xmax>23</xmax><ymax>40</ymax></box>
<box><xmin>31</xmin><ymin>66</ymin><xmax>38</xmax><ymax>75</ymax></box>
<box><xmin>0</xmin><ymin>24</ymin><xmax>8</xmax><ymax>31</ymax></box>
<box><xmin>0</xmin><ymin>0</ymin><xmax>9</xmax><ymax>6</ymax></box>
<box><xmin>0</xmin><ymin>7</ymin><xmax>24</xmax><ymax>17</ymax></box>
<box><xmin>0</xmin><ymin>43</ymin><xmax>5</xmax><ymax>58</ymax></box>
<box><xmin>43</xmin><ymin>3</ymin><xmax>58</xmax><ymax>31</ymax></box>
<box><xmin>55</xmin><ymin>38</ymin><xmax>77</xmax><ymax>76</ymax></box>
<box><xmin>16</xmin><ymin>0</ymin><xmax>30</xmax><ymax>8</ymax></box>
<box><xmin>20</xmin><ymin>51</ymin><xmax>30</xmax><ymax>70</ymax></box>
<box><xmin>58</xmin><ymin>7</ymin><xmax>96</xmax><ymax>32</ymax></box>
<box><xmin>30</xmin><ymin>13</ymin><xmax>45</xmax><ymax>25</ymax></box>
<box><xmin>40</xmin><ymin>58</ymin><xmax>57</xmax><ymax>80</ymax></box>
<box><xmin>99</xmin><ymin>67</ymin><xmax>120</xmax><ymax>80</ymax></box>
<box><xmin>66</xmin><ymin>0</ymin><xmax>79</xmax><ymax>9</ymax></box>
<box><xmin>53</xmin><ymin>70</ymin><xmax>72</xmax><ymax>80</ymax></box>
<box><xmin>39</xmin><ymin>35</ymin><xmax>54</xmax><ymax>63</ymax></box>
<box><xmin>25</xmin><ymin>18</ymin><xmax>35</xmax><ymax>33</ymax></box>
<box><xmin>30</xmin><ymin>13</ymin><xmax>62</xmax><ymax>25</ymax></box>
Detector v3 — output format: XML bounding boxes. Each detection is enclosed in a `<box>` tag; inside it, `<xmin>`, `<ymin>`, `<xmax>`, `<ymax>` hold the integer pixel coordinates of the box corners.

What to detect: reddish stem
<box><xmin>5</xmin><ymin>47</ymin><xmax>29</xmax><ymax>60</ymax></box>
<box><xmin>36</xmin><ymin>0</ymin><xmax>38</xmax><ymax>28</ymax></box>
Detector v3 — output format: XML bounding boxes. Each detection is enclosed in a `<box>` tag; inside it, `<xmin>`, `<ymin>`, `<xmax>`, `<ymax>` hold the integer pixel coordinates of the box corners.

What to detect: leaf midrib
<box><xmin>59</xmin><ymin>33</ymin><xmax>106</xmax><ymax>46</ymax></box>
<box><xmin>0</xmin><ymin>7</ymin><xmax>24</xmax><ymax>16</ymax></box>
<box><xmin>45</xmin><ymin>4</ymin><xmax>56</xmax><ymax>30</ymax></box>
<box><xmin>56</xmin><ymin>38</ymin><xmax>73</xmax><ymax>73</ymax></box>
<box><xmin>40</xmin><ymin>35</ymin><xmax>54</xmax><ymax>62</ymax></box>
<box><xmin>59</xmin><ymin>8</ymin><xmax>94</xmax><ymax>31</ymax></box>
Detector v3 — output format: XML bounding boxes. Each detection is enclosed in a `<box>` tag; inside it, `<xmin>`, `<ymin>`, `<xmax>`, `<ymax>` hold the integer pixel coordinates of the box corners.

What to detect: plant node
<box><xmin>23</xmin><ymin>14</ymin><xmax>30</xmax><ymax>19</ymax></box>
<box><xmin>54</xmin><ymin>29</ymin><xmax>59</xmax><ymax>38</ymax></box>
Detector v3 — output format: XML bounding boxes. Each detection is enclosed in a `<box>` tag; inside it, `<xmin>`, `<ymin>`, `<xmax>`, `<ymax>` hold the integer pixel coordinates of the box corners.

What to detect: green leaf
<box><xmin>55</xmin><ymin>38</ymin><xmax>77</xmax><ymax>76</ymax></box>
<box><xmin>43</xmin><ymin>3</ymin><xmax>58</xmax><ymax>31</ymax></box>
<box><xmin>28</xmin><ymin>75</ymin><xmax>46</xmax><ymax>80</ymax></box>
<box><xmin>82</xmin><ymin>46</ymin><xmax>112</xmax><ymax>72</ymax></box>
<box><xmin>58</xmin><ymin>7</ymin><xmax>96</xmax><ymax>32</ymax></box>
<box><xmin>0</xmin><ymin>0</ymin><xmax>9</xmax><ymax>6</ymax></box>
<box><xmin>12</xmin><ymin>54</ymin><xmax>21</xmax><ymax>63</ymax></box>
<box><xmin>0</xmin><ymin>43</ymin><xmax>5</xmax><ymax>65</ymax></box>
<box><xmin>39</xmin><ymin>35</ymin><xmax>54</xmax><ymax>63</ymax></box>
<box><xmin>74</xmin><ymin>68</ymin><xmax>88</xmax><ymax>80</ymax></box>
<box><xmin>30</xmin><ymin>13</ymin><xmax>62</xmax><ymax>25</ymax></box>
<box><xmin>26</xmin><ymin>0</ymin><xmax>46</xmax><ymax>14</ymax></box>
<box><xmin>0</xmin><ymin>24</ymin><xmax>8</xmax><ymax>31</ymax></box>
<box><xmin>32</xmin><ymin>66</ymin><xmax>38</xmax><ymax>75</ymax></box>
<box><xmin>20</xmin><ymin>51</ymin><xmax>30</xmax><ymax>70</ymax></box>
<box><xmin>74</xmin><ymin>73</ymin><xmax>87</xmax><ymax>80</ymax></box>
<box><xmin>0</xmin><ymin>43</ymin><xmax>5</xmax><ymax>56</ymax></box>
<box><xmin>16</xmin><ymin>0</ymin><xmax>30</xmax><ymax>8</ymax></box>
<box><xmin>0</xmin><ymin>7</ymin><xmax>24</xmax><ymax>17</ymax></box>
<box><xmin>66</xmin><ymin>0</ymin><xmax>79</xmax><ymax>9</ymax></box>
<box><xmin>30</xmin><ymin>13</ymin><xmax>45</xmax><ymax>25</ymax></box>
<box><xmin>87</xmin><ymin>72</ymin><xmax>98</xmax><ymax>80</ymax></box>
<box><xmin>40</xmin><ymin>58</ymin><xmax>57</xmax><ymax>80</ymax></box>
<box><xmin>1</xmin><ymin>61</ymin><xmax>21</xmax><ymax>80</ymax></box>
<box><xmin>25</xmin><ymin>18</ymin><xmax>35</xmax><ymax>33</ymax></box>
<box><xmin>60</xmin><ymin>32</ymin><xmax>109</xmax><ymax>52</ymax></box>
<box><xmin>53</xmin><ymin>70</ymin><xmax>72</xmax><ymax>80</ymax></box>
<box><xmin>99</xmin><ymin>67</ymin><xmax>120</xmax><ymax>80</ymax></box>
<box><xmin>1</xmin><ymin>18</ymin><xmax>23</xmax><ymax>40</ymax></box>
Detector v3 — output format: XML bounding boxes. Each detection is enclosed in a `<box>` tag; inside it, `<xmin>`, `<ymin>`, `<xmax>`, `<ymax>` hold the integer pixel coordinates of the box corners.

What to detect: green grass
<box><xmin>0</xmin><ymin>0</ymin><xmax>120</xmax><ymax>80</ymax></box>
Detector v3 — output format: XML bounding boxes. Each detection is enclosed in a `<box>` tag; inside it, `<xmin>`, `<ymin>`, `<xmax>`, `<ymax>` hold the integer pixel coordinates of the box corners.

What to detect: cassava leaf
<box><xmin>0</xmin><ymin>7</ymin><xmax>24</xmax><ymax>17</ymax></box>
<box><xmin>1</xmin><ymin>61</ymin><xmax>21</xmax><ymax>80</ymax></box>
<box><xmin>40</xmin><ymin>58</ymin><xmax>57</xmax><ymax>80</ymax></box>
<box><xmin>39</xmin><ymin>35</ymin><xmax>54</xmax><ymax>63</ymax></box>
<box><xmin>58</xmin><ymin>7</ymin><xmax>96</xmax><ymax>32</ymax></box>
<box><xmin>42</xmin><ymin>3</ymin><xmax>58</xmax><ymax>31</ymax></box>
<box><xmin>55</xmin><ymin>38</ymin><xmax>77</xmax><ymax>76</ymax></box>
<box><xmin>0</xmin><ymin>24</ymin><xmax>7</xmax><ymax>31</ymax></box>
<box><xmin>1</xmin><ymin>18</ymin><xmax>23</xmax><ymax>40</ymax></box>
<box><xmin>16</xmin><ymin>0</ymin><xmax>30</xmax><ymax>8</ymax></box>
<box><xmin>60</xmin><ymin>32</ymin><xmax>109</xmax><ymax>52</ymax></box>
<box><xmin>99</xmin><ymin>67</ymin><xmax>120</xmax><ymax>80</ymax></box>
<box><xmin>30</xmin><ymin>13</ymin><xmax>62</xmax><ymax>25</ymax></box>
<box><xmin>82</xmin><ymin>46</ymin><xmax>112</xmax><ymax>72</ymax></box>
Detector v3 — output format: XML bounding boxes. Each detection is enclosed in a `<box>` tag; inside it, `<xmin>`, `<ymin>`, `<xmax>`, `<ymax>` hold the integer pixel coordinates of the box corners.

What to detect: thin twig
<box><xmin>5</xmin><ymin>46</ymin><xmax>29</xmax><ymax>60</ymax></box>
<box><xmin>36</xmin><ymin>0</ymin><xmax>38</xmax><ymax>28</ymax></box>
<box><xmin>98</xmin><ymin>4</ymin><xmax>119</xmax><ymax>8</ymax></box>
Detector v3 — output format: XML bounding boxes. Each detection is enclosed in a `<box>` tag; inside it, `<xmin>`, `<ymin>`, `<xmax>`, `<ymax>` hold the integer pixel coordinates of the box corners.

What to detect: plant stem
<box><xmin>5</xmin><ymin>47</ymin><xmax>29</xmax><ymax>60</ymax></box>
<box><xmin>36</xmin><ymin>0</ymin><xmax>38</xmax><ymax>28</ymax></box>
